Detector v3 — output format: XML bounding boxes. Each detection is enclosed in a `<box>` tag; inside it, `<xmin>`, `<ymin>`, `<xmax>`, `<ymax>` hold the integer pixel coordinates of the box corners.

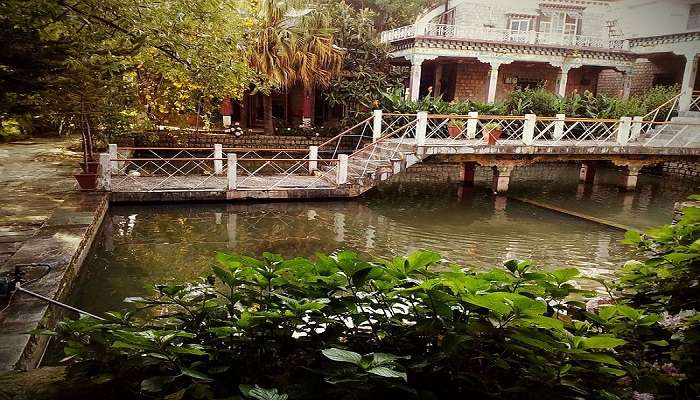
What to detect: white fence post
<box><xmin>466</xmin><ymin>111</ymin><xmax>478</xmax><ymax>139</ymax></box>
<box><xmin>99</xmin><ymin>152</ymin><xmax>111</xmax><ymax>191</ymax></box>
<box><xmin>337</xmin><ymin>154</ymin><xmax>349</xmax><ymax>185</ymax></box>
<box><xmin>372</xmin><ymin>110</ymin><xmax>383</xmax><ymax>140</ymax></box>
<box><xmin>227</xmin><ymin>153</ymin><xmax>237</xmax><ymax>190</ymax></box>
<box><xmin>553</xmin><ymin>113</ymin><xmax>565</xmax><ymax>140</ymax></box>
<box><xmin>214</xmin><ymin>143</ymin><xmax>223</xmax><ymax>175</ymax></box>
<box><xmin>523</xmin><ymin>114</ymin><xmax>536</xmax><ymax>145</ymax></box>
<box><xmin>108</xmin><ymin>143</ymin><xmax>118</xmax><ymax>174</ymax></box>
<box><xmin>630</xmin><ymin>116</ymin><xmax>643</xmax><ymax>141</ymax></box>
<box><xmin>309</xmin><ymin>145</ymin><xmax>318</xmax><ymax>174</ymax></box>
<box><xmin>617</xmin><ymin>117</ymin><xmax>632</xmax><ymax>145</ymax></box>
<box><xmin>416</xmin><ymin>111</ymin><xmax>427</xmax><ymax>146</ymax></box>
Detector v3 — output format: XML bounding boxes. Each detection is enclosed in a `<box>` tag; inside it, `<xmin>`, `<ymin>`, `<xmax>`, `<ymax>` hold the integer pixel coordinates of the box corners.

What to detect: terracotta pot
<box><xmin>74</xmin><ymin>173</ymin><xmax>98</xmax><ymax>191</ymax></box>
<box><xmin>80</xmin><ymin>161</ymin><xmax>99</xmax><ymax>174</ymax></box>
<box><xmin>486</xmin><ymin>128</ymin><xmax>503</xmax><ymax>145</ymax></box>
<box><xmin>448</xmin><ymin>126</ymin><xmax>463</xmax><ymax>138</ymax></box>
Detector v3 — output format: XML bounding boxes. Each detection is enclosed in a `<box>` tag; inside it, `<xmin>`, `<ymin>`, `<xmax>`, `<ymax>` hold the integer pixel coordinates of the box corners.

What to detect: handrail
<box><xmin>317</xmin><ymin>116</ymin><xmax>372</xmax><ymax>148</ymax></box>
<box><xmin>642</xmin><ymin>92</ymin><xmax>681</xmax><ymax>122</ymax></box>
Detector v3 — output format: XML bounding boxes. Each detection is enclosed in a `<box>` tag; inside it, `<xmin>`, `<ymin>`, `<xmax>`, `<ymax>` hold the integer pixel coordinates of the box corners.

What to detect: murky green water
<box><xmin>73</xmin><ymin>165</ymin><xmax>697</xmax><ymax>314</ymax></box>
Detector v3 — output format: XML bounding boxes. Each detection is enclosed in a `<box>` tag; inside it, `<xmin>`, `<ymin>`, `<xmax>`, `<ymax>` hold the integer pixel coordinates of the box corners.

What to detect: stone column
<box><xmin>622</xmin><ymin>73</ymin><xmax>632</xmax><ymax>100</ymax></box>
<box><xmin>409</xmin><ymin>58</ymin><xmax>424</xmax><ymax>101</ymax></box>
<box><xmin>556</xmin><ymin>66</ymin><xmax>570</xmax><ymax>97</ymax></box>
<box><xmin>458</xmin><ymin>162</ymin><xmax>476</xmax><ymax>186</ymax></box>
<box><xmin>433</xmin><ymin>63</ymin><xmax>443</xmax><ymax>97</ymax></box>
<box><xmin>679</xmin><ymin>53</ymin><xmax>699</xmax><ymax>112</ymax></box>
<box><xmin>579</xmin><ymin>162</ymin><xmax>596</xmax><ymax>184</ymax></box>
<box><xmin>620</xmin><ymin>165</ymin><xmax>642</xmax><ymax>191</ymax></box>
<box><xmin>491</xmin><ymin>165</ymin><xmax>514</xmax><ymax>194</ymax></box>
<box><xmin>486</xmin><ymin>62</ymin><xmax>501</xmax><ymax>103</ymax></box>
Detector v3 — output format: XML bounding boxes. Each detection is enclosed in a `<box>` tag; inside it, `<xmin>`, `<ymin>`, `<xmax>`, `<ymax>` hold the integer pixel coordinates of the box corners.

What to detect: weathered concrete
<box><xmin>579</xmin><ymin>163</ymin><xmax>596</xmax><ymax>184</ymax></box>
<box><xmin>0</xmin><ymin>192</ymin><xmax>108</xmax><ymax>371</ymax></box>
<box><xmin>0</xmin><ymin>138</ymin><xmax>81</xmax><ymax>265</ymax></box>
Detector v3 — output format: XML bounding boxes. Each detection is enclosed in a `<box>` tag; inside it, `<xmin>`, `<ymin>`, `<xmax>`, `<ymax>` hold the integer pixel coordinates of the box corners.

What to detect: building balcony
<box><xmin>380</xmin><ymin>23</ymin><xmax>626</xmax><ymax>51</ymax></box>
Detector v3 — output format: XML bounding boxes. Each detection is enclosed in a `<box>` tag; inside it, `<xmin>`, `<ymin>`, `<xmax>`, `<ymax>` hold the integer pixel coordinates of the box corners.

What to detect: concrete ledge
<box><xmin>0</xmin><ymin>192</ymin><xmax>108</xmax><ymax>371</ymax></box>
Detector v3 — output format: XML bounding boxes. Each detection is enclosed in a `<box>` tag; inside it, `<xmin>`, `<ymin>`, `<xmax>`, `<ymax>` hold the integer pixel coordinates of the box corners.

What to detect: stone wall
<box><xmin>596</xmin><ymin>57</ymin><xmax>684</xmax><ymax>97</ymax></box>
<box><xmin>388</xmin><ymin>161</ymin><xmax>580</xmax><ymax>184</ymax></box>
<box><xmin>662</xmin><ymin>162</ymin><xmax>700</xmax><ymax>180</ymax></box>
<box><xmin>496</xmin><ymin>63</ymin><xmax>559</xmax><ymax>100</ymax></box>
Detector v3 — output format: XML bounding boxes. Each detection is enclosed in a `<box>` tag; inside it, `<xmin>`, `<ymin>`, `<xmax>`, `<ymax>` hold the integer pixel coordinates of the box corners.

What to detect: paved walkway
<box><xmin>0</xmin><ymin>137</ymin><xmax>81</xmax><ymax>265</ymax></box>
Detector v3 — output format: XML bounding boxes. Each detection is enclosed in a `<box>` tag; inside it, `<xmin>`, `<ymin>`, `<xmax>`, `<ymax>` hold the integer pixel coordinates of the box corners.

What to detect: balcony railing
<box><xmin>381</xmin><ymin>23</ymin><xmax>625</xmax><ymax>50</ymax></box>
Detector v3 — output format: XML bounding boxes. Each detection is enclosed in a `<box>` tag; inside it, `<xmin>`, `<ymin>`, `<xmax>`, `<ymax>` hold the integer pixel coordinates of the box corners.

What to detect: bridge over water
<box><xmin>101</xmin><ymin>110</ymin><xmax>700</xmax><ymax>202</ymax></box>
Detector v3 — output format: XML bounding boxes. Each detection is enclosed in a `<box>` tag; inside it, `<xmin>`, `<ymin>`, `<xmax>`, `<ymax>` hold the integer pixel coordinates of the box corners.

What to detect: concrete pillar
<box><xmin>308</xmin><ymin>146</ymin><xmax>318</xmax><ymax>174</ymax></box>
<box><xmin>553</xmin><ymin>113</ymin><xmax>566</xmax><ymax>140</ymax></box>
<box><xmin>433</xmin><ymin>64</ymin><xmax>443</xmax><ymax>97</ymax></box>
<box><xmin>523</xmin><ymin>114</ymin><xmax>536</xmax><ymax>145</ymax></box>
<box><xmin>486</xmin><ymin>63</ymin><xmax>501</xmax><ymax>103</ymax></box>
<box><xmin>391</xmin><ymin>158</ymin><xmax>405</xmax><ymax>174</ymax></box>
<box><xmin>622</xmin><ymin>73</ymin><xmax>632</xmax><ymax>100</ymax></box>
<box><xmin>630</xmin><ymin>116</ymin><xmax>643</xmax><ymax>141</ymax></box>
<box><xmin>227</xmin><ymin>153</ymin><xmax>237</xmax><ymax>190</ymax></box>
<box><xmin>214</xmin><ymin>143</ymin><xmax>223</xmax><ymax>175</ymax></box>
<box><xmin>416</xmin><ymin>111</ymin><xmax>428</xmax><ymax>146</ymax></box>
<box><xmin>108</xmin><ymin>143</ymin><xmax>118</xmax><ymax>173</ymax></box>
<box><xmin>466</xmin><ymin>112</ymin><xmax>479</xmax><ymax>139</ymax></box>
<box><xmin>458</xmin><ymin>162</ymin><xmax>476</xmax><ymax>186</ymax></box>
<box><xmin>617</xmin><ymin>117</ymin><xmax>632</xmax><ymax>145</ymax></box>
<box><xmin>409</xmin><ymin>59</ymin><xmax>423</xmax><ymax>101</ymax></box>
<box><xmin>620</xmin><ymin>165</ymin><xmax>642</xmax><ymax>191</ymax></box>
<box><xmin>491</xmin><ymin>165</ymin><xmax>513</xmax><ymax>194</ymax></box>
<box><xmin>494</xmin><ymin>195</ymin><xmax>507</xmax><ymax>211</ymax></box>
<box><xmin>679</xmin><ymin>53</ymin><xmax>699</xmax><ymax>112</ymax></box>
<box><xmin>99</xmin><ymin>152</ymin><xmax>111</xmax><ymax>191</ymax></box>
<box><xmin>372</xmin><ymin>110</ymin><xmax>383</xmax><ymax>140</ymax></box>
<box><xmin>337</xmin><ymin>154</ymin><xmax>349</xmax><ymax>185</ymax></box>
<box><xmin>579</xmin><ymin>163</ymin><xmax>596</xmax><ymax>184</ymax></box>
<box><xmin>556</xmin><ymin>67</ymin><xmax>570</xmax><ymax>97</ymax></box>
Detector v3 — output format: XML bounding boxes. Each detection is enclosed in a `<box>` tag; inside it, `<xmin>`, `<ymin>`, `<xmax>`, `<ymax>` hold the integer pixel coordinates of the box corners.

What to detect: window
<box><xmin>510</xmin><ymin>19</ymin><xmax>530</xmax><ymax>32</ymax></box>
<box><xmin>539</xmin><ymin>11</ymin><xmax>580</xmax><ymax>35</ymax></box>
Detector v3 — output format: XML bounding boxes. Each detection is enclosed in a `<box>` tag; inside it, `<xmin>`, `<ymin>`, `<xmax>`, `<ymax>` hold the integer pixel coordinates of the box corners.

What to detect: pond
<box><xmin>71</xmin><ymin>164</ymin><xmax>698</xmax><ymax>314</ymax></box>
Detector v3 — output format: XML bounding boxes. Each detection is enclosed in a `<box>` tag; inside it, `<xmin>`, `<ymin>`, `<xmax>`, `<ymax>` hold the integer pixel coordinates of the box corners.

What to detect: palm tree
<box><xmin>248</xmin><ymin>0</ymin><xmax>344</xmax><ymax>134</ymax></box>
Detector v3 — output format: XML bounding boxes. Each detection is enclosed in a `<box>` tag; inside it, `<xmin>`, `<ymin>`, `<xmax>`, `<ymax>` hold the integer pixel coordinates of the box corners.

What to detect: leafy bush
<box><xmin>378</xmin><ymin>85</ymin><xmax>679</xmax><ymax>119</ymax></box>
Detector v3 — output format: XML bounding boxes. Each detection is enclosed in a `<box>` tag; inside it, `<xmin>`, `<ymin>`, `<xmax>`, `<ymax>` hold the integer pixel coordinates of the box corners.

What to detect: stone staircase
<box><xmin>317</xmin><ymin>140</ymin><xmax>423</xmax><ymax>194</ymax></box>
<box><xmin>640</xmin><ymin>113</ymin><xmax>700</xmax><ymax>147</ymax></box>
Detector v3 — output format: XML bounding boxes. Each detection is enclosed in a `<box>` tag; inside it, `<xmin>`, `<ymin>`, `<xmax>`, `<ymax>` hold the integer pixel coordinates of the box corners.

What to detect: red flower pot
<box><xmin>448</xmin><ymin>126</ymin><xmax>463</xmax><ymax>138</ymax></box>
<box><xmin>74</xmin><ymin>173</ymin><xmax>98</xmax><ymax>191</ymax></box>
<box><xmin>486</xmin><ymin>128</ymin><xmax>503</xmax><ymax>145</ymax></box>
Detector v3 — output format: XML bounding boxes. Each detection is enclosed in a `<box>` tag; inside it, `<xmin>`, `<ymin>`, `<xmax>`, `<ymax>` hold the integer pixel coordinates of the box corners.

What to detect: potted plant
<box><xmin>447</xmin><ymin>119</ymin><xmax>465</xmax><ymax>138</ymax></box>
<box><xmin>483</xmin><ymin>122</ymin><xmax>503</xmax><ymax>145</ymax></box>
<box><xmin>74</xmin><ymin>113</ymin><xmax>99</xmax><ymax>190</ymax></box>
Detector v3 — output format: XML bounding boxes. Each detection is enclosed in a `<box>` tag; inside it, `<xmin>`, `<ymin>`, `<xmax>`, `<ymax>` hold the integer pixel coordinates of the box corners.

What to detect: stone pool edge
<box><xmin>0</xmin><ymin>192</ymin><xmax>109</xmax><ymax>371</ymax></box>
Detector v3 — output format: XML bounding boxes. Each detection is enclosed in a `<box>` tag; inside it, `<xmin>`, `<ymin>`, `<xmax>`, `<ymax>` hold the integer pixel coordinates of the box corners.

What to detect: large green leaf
<box><xmin>582</xmin><ymin>336</ymin><xmax>626</xmax><ymax>349</ymax></box>
<box><xmin>367</xmin><ymin>366</ymin><xmax>407</xmax><ymax>382</ymax></box>
<box><xmin>322</xmin><ymin>348</ymin><xmax>362</xmax><ymax>365</ymax></box>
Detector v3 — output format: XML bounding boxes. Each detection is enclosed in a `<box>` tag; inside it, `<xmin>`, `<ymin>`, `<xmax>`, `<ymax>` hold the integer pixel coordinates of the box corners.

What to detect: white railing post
<box><xmin>523</xmin><ymin>114</ymin><xmax>536</xmax><ymax>145</ymax></box>
<box><xmin>99</xmin><ymin>152</ymin><xmax>111</xmax><ymax>191</ymax></box>
<box><xmin>214</xmin><ymin>143</ymin><xmax>223</xmax><ymax>175</ymax></box>
<box><xmin>466</xmin><ymin>112</ymin><xmax>478</xmax><ymax>139</ymax></box>
<box><xmin>227</xmin><ymin>153</ymin><xmax>237</xmax><ymax>190</ymax></box>
<box><xmin>416</xmin><ymin>111</ymin><xmax>427</xmax><ymax>146</ymax></box>
<box><xmin>309</xmin><ymin>145</ymin><xmax>318</xmax><ymax>174</ymax></box>
<box><xmin>553</xmin><ymin>114</ymin><xmax>565</xmax><ymax>140</ymax></box>
<box><xmin>617</xmin><ymin>117</ymin><xmax>632</xmax><ymax>145</ymax></box>
<box><xmin>372</xmin><ymin>110</ymin><xmax>383</xmax><ymax>141</ymax></box>
<box><xmin>630</xmin><ymin>116</ymin><xmax>643</xmax><ymax>141</ymax></box>
<box><xmin>337</xmin><ymin>154</ymin><xmax>349</xmax><ymax>185</ymax></box>
<box><xmin>108</xmin><ymin>143</ymin><xmax>118</xmax><ymax>174</ymax></box>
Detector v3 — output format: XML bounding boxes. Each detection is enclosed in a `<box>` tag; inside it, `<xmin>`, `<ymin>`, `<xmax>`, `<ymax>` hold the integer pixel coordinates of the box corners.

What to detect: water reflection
<box><xmin>75</xmin><ymin>183</ymin><xmax>644</xmax><ymax>313</ymax></box>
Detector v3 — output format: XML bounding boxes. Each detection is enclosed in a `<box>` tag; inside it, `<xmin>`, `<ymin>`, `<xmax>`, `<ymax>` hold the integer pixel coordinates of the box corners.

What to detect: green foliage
<box><xmin>320</xmin><ymin>1</ymin><xmax>404</xmax><ymax>115</ymax></box>
<box><xmin>378</xmin><ymin>86</ymin><xmax>680</xmax><ymax>119</ymax></box>
<box><xmin>51</xmin><ymin>242</ymin><xmax>695</xmax><ymax>399</ymax></box>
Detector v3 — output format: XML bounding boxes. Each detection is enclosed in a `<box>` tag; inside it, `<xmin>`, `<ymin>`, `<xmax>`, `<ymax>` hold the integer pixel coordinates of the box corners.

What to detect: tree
<box><xmin>248</xmin><ymin>0</ymin><xmax>344</xmax><ymax>134</ymax></box>
<box><xmin>318</xmin><ymin>1</ymin><xmax>404</xmax><ymax>116</ymax></box>
<box><xmin>345</xmin><ymin>0</ymin><xmax>439</xmax><ymax>31</ymax></box>
<box><xmin>0</xmin><ymin>0</ymin><xmax>253</xmax><ymax>156</ymax></box>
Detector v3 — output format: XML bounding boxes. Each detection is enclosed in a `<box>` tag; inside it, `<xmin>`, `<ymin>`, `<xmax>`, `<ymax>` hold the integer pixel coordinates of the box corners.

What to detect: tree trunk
<box><xmin>263</xmin><ymin>95</ymin><xmax>274</xmax><ymax>135</ymax></box>
<box><xmin>240</xmin><ymin>95</ymin><xmax>248</xmax><ymax>129</ymax></box>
